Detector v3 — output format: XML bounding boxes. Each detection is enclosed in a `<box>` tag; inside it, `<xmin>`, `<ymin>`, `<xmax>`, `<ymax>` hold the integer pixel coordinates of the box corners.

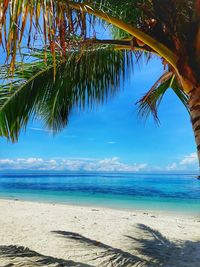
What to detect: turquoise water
<box><xmin>0</xmin><ymin>172</ymin><xmax>200</xmax><ymax>215</ymax></box>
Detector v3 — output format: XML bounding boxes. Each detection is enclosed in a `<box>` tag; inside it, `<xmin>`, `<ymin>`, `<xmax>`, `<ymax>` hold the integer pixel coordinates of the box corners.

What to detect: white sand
<box><xmin>0</xmin><ymin>199</ymin><xmax>200</xmax><ymax>267</ymax></box>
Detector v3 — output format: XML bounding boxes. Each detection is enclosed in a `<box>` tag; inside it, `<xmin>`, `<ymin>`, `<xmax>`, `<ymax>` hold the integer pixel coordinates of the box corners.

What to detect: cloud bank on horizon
<box><xmin>0</xmin><ymin>153</ymin><xmax>198</xmax><ymax>172</ymax></box>
<box><xmin>0</xmin><ymin>157</ymin><xmax>147</xmax><ymax>172</ymax></box>
<box><xmin>166</xmin><ymin>152</ymin><xmax>198</xmax><ymax>171</ymax></box>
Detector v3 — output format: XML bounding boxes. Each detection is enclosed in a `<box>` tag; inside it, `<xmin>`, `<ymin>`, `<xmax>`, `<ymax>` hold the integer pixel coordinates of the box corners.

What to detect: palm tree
<box><xmin>0</xmin><ymin>1</ymin><xmax>199</xmax><ymax>165</ymax></box>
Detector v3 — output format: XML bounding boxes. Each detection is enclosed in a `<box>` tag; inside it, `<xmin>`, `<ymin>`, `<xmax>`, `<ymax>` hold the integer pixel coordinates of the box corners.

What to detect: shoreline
<box><xmin>0</xmin><ymin>195</ymin><xmax>199</xmax><ymax>218</ymax></box>
<box><xmin>0</xmin><ymin>198</ymin><xmax>200</xmax><ymax>266</ymax></box>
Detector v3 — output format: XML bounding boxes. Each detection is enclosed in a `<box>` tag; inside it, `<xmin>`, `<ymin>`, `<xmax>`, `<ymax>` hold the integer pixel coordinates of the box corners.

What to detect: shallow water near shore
<box><xmin>0</xmin><ymin>172</ymin><xmax>200</xmax><ymax>215</ymax></box>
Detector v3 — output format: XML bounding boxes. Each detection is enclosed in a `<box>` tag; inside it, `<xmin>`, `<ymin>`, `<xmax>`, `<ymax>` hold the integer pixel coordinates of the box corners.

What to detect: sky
<box><xmin>0</xmin><ymin>57</ymin><xmax>198</xmax><ymax>173</ymax></box>
<box><xmin>0</xmin><ymin>26</ymin><xmax>199</xmax><ymax>173</ymax></box>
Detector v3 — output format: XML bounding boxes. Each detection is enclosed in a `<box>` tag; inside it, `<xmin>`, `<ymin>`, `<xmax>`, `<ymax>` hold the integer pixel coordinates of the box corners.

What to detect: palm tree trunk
<box><xmin>69</xmin><ymin>2</ymin><xmax>178</xmax><ymax>70</ymax></box>
<box><xmin>188</xmin><ymin>87</ymin><xmax>200</xmax><ymax>173</ymax></box>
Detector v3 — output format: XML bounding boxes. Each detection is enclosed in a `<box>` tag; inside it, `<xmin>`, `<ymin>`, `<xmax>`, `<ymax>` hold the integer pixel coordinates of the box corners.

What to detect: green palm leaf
<box><xmin>0</xmin><ymin>47</ymin><xmax>133</xmax><ymax>141</ymax></box>
<box><xmin>137</xmin><ymin>72</ymin><xmax>189</xmax><ymax>123</ymax></box>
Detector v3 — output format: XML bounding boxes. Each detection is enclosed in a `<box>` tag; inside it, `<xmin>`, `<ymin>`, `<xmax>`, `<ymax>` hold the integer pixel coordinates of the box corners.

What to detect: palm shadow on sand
<box><xmin>0</xmin><ymin>224</ymin><xmax>199</xmax><ymax>266</ymax></box>
<box><xmin>0</xmin><ymin>245</ymin><xmax>94</xmax><ymax>267</ymax></box>
<box><xmin>52</xmin><ymin>224</ymin><xmax>200</xmax><ymax>267</ymax></box>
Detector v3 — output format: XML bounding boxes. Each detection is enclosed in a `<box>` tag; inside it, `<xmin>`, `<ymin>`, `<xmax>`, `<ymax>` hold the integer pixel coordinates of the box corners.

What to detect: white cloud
<box><xmin>29</xmin><ymin>127</ymin><xmax>52</xmax><ymax>133</ymax></box>
<box><xmin>107</xmin><ymin>141</ymin><xmax>116</xmax><ymax>145</ymax></box>
<box><xmin>25</xmin><ymin>158</ymin><xmax>44</xmax><ymax>164</ymax></box>
<box><xmin>0</xmin><ymin>159</ymin><xmax>14</xmax><ymax>164</ymax></box>
<box><xmin>166</xmin><ymin>162</ymin><xmax>177</xmax><ymax>171</ymax></box>
<box><xmin>164</xmin><ymin>152</ymin><xmax>198</xmax><ymax>171</ymax></box>
<box><xmin>1</xmin><ymin>153</ymin><xmax>197</xmax><ymax>173</ymax></box>
<box><xmin>82</xmin><ymin>157</ymin><xmax>147</xmax><ymax>172</ymax></box>
<box><xmin>0</xmin><ymin>158</ymin><xmax>46</xmax><ymax>170</ymax></box>
<box><xmin>0</xmin><ymin>157</ymin><xmax>147</xmax><ymax>172</ymax></box>
<box><xmin>179</xmin><ymin>153</ymin><xmax>198</xmax><ymax>165</ymax></box>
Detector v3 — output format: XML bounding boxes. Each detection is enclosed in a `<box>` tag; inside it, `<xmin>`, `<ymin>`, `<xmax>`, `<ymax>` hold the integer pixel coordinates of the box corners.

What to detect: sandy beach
<box><xmin>0</xmin><ymin>199</ymin><xmax>199</xmax><ymax>266</ymax></box>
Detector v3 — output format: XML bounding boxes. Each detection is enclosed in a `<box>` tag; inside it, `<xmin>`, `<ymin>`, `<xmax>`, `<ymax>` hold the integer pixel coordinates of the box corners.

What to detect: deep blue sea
<box><xmin>0</xmin><ymin>172</ymin><xmax>200</xmax><ymax>215</ymax></box>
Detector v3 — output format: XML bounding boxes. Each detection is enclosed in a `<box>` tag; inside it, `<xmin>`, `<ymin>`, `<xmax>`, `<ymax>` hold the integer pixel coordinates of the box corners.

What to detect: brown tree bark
<box><xmin>188</xmin><ymin>86</ymin><xmax>200</xmax><ymax>176</ymax></box>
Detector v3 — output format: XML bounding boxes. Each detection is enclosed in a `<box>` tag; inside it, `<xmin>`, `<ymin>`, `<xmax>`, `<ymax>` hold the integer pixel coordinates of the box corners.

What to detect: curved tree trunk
<box><xmin>188</xmin><ymin>87</ymin><xmax>200</xmax><ymax>174</ymax></box>
<box><xmin>69</xmin><ymin>2</ymin><xmax>178</xmax><ymax>71</ymax></box>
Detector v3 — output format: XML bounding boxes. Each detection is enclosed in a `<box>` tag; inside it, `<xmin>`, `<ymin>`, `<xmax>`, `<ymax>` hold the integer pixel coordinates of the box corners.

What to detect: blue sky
<box><xmin>0</xmin><ymin>57</ymin><xmax>198</xmax><ymax>172</ymax></box>
<box><xmin>0</xmin><ymin>22</ymin><xmax>198</xmax><ymax>172</ymax></box>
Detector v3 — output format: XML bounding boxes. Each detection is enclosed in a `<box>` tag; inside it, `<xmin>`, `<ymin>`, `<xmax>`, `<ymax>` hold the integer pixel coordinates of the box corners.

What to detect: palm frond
<box><xmin>137</xmin><ymin>72</ymin><xmax>189</xmax><ymax>123</ymax></box>
<box><xmin>0</xmin><ymin>47</ymin><xmax>134</xmax><ymax>141</ymax></box>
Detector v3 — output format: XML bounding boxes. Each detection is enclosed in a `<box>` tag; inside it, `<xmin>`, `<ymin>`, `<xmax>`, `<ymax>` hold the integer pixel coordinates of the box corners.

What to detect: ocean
<box><xmin>0</xmin><ymin>172</ymin><xmax>200</xmax><ymax>215</ymax></box>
